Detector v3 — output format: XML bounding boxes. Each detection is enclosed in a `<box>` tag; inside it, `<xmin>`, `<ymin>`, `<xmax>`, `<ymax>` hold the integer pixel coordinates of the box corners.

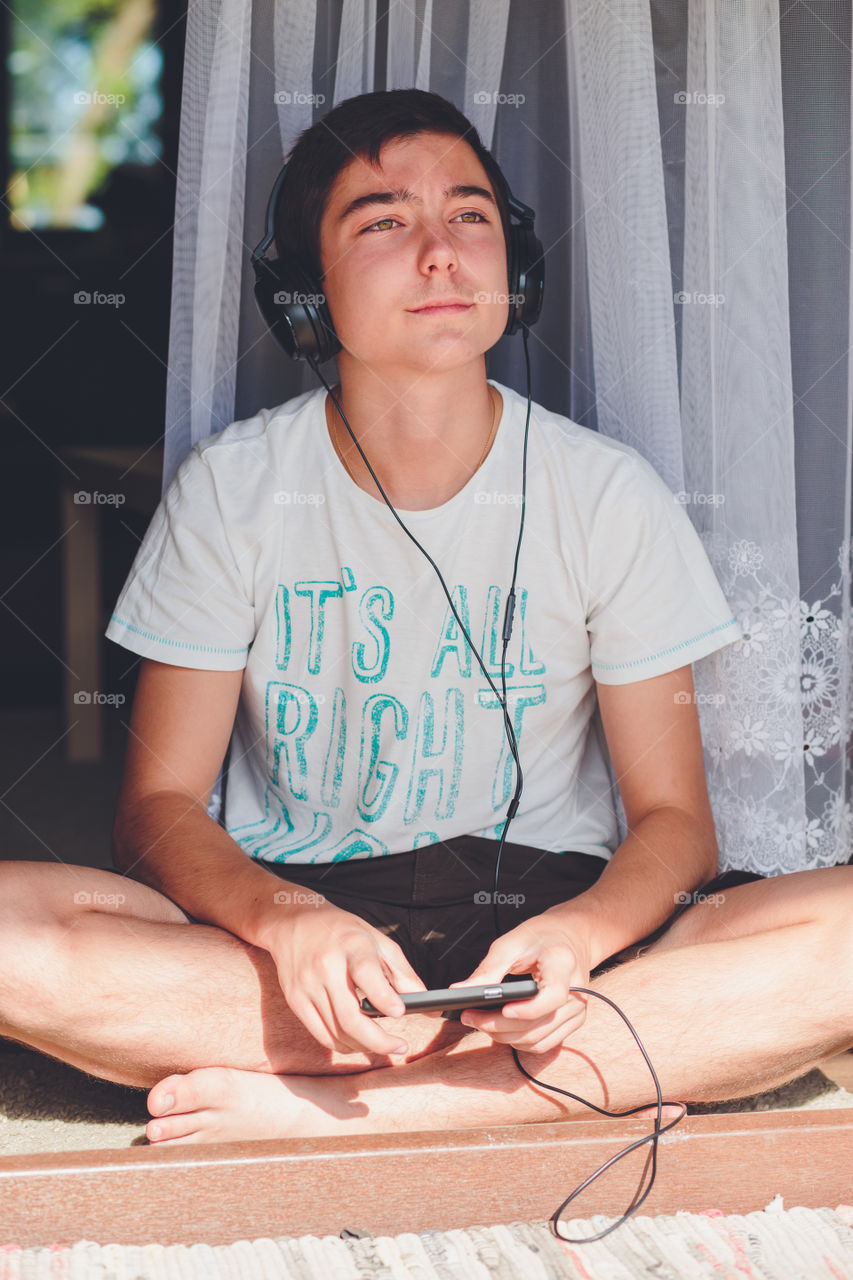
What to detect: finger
<box><xmin>285</xmin><ymin>990</ymin><xmax>343</xmax><ymax>1054</ymax></box>
<box><xmin>507</xmin><ymin>1027</ymin><xmax>576</xmax><ymax>1056</ymax></box>
<box><xmin>448</xmin><ymin>959</ymin><xmax>513</xmax><ymax>988</ymax></box>
<box><xmin>451</xmin><ymin>943</ymin><xmax>542</xmax><ymax>991</ymax></box>
<box><xmin>337</xmin><ymin>997</ymin><xmax>410</xmax><ymax>1056</ymax></box>
<box><xmin>504</xmin><ymin>985</ymin><xmax>578</xmax><ymax>1021</ymax></box>
<box><xmin>497</xmin><ymin>988</ymin><xmax>561</xmax><ymax>1021</ymax></box>
<box><xmin>460</xmin><ymin>986</ymin><xmax>564</xmax><ymax>1031</ymax></box>
<box><xmin>516</xmin><ymin>1011</ymin><xmax>588</xmax><ymax>1055</ymax></box>
<box><xmin>448</xmin><ymin>947</ymin><xmax>522</xmax><ymax>989</ymax></box>
<box><xmin>292</xmin><ymin>977</ymin><xmax>392</xmax><ymax>1057</ymax></box>
<box><xmin>376</xmin><ymin>942</ymin><xmax>427</xmax><ymax>995</ymax></box>
<box><xmin>465</xmin><ymin>1007</ymin><xmax>553</xmax><ymax>1038</ymax></box>
<box><xmin>465</xmin><ymin>985</ymin><xmax>582</xmax><ymax>1036</ymax></box>
<box><xmin>311</xmin><ymin>982</ymin><xmax>409</xmax><ymax>1057</ymax></box>
<box><xmin>502</xmin><ymin>951</ymin><xmax>587</xmax><ymax>1021</ymax></box>
<box><xmin>349</xmin><ymin>954</ymin><xmax>408</xmax><ymax>1020</ymax></box>
<box><xmin>309</xmin><ymin>987</ymin><xmax>372</xmax><ymax>1055</ymax></box>
<box><xmin>484</xmin><ymin>1006</ymin><xmax>588</xmax><ymax>1051</ymax></box>
<box><xmin>330</xmin><ymin>964</ymin><xmax>411</xmax><ymax>1054</ymax></box>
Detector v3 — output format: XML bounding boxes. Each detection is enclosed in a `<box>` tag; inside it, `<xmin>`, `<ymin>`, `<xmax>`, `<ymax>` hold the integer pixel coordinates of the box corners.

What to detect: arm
<box><xmin>111</xmin><ymin>658</ymin><xmax>287</xmax><ymax>945</ymax></box>
<box><xmin>542</xmin><ymin>662</ymin><xmax>719</xmax><ymax>969</ymax></box>
<box><xmin>455</xmin><ymin>663</ymin><xmax>719</xmax><ymax>1051</ymax></box>
<box><xmin>112</xmin><ymin>658</ymin><xmax>425</xmax><ymax>1054</ymax></box>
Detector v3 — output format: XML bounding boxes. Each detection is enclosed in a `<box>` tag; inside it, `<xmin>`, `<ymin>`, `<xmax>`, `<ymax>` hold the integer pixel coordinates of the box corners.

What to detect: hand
<box><xmin>450</xmin><ymin>915</ymin><xmax>592</xmax><ymax>1054</ymax></box>
<box><xmin>261</xmin><ymin>897</ymin><xmax>428</xmax><ymax>1057</ymax></box>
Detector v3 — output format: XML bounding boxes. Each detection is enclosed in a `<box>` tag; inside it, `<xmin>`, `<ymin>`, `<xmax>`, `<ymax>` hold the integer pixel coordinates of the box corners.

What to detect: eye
<box><xmin>360</xmin><ymin>210</ymin><xmax>489</xmax><ymax>233</ymax></box>
<box><xmin>361</xmin><ymin>216</ymin><xmax>400</xmax><ymax>233</ymax></box>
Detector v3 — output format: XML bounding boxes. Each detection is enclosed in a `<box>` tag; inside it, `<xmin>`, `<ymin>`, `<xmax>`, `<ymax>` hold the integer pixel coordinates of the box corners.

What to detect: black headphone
<box><xmin>250</xmin><ymin>158</ymin><xmax>545</xmax><ymax>362</ymax></box>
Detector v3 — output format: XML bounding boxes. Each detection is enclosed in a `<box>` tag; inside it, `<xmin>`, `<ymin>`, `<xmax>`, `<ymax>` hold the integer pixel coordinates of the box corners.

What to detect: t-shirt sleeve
<box><xmin>104</xmin><ymin>444</ymin><xmax>254</xmax><ymax>670</ymax></box>
<box><xmin>586</xmin><ymin>451</ymin><xmax>741</xmax><ymax>685</ymax></box>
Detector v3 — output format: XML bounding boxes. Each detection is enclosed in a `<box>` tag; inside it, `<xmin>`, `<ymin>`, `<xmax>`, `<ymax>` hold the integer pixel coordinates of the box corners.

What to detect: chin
<box><xmin>342</xmin><ymin>339</ymin><xmax>491</xmax><ymax>374</ymax></box>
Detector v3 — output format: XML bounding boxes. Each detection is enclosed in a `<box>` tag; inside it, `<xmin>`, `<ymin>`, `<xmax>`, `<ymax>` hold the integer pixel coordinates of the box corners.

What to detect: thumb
<box><xmin>451</xmin><ymin>936</ymin><xmax>535</xmax><ymax>988</ymax></box>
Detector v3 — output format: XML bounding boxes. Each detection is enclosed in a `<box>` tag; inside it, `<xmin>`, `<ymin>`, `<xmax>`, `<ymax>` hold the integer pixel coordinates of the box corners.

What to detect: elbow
<box><xmin>674</xmin><ymin>803</ymin><xmax>719</xmax><ymax>883</ymax></box>
<box><xmin>696</xmin><ymin>816</ymin><xmax>720</xmax><ymax>883</ymax></box>
<box><xmin>639</xmin><ymin>802</ymin><xmax>719</xmax><ymax>884</ymax></box>
<box><xmin>111</xmin><ymin>814</ymin><xmax>131</xmax><ymax>872</ymax></box>
<box><xmin>701</xmin><ymin>843</ymin><xmax>720</xmax><ymax>885</ymax></box>
<box><xmin>111</xmin><ymin>792</ymin><xmax>146</xmax><ymax>872</ymax></box>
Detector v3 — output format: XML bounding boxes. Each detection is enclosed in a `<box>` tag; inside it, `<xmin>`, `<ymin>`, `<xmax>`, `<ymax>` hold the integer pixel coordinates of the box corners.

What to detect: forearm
<box><xmin>542</xmin><ymin>805</ymin><xmax>718</xmax><ymax>969</ymax></box>
<box><xmin>111</xmin><ymin>790</ymin><xmax>301</xmax><ymax>949</ymax></box>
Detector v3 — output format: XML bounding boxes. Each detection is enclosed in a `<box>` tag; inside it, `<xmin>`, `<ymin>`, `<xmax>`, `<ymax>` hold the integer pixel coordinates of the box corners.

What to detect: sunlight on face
<box><xmin>318</xmin><ymin>131</ymin><xmax>510</xmax><ymax>376</ymax></box>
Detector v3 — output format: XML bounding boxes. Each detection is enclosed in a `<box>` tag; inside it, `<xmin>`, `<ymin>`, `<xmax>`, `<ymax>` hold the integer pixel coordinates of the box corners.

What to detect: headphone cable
<box><xmin>306</xmin><ymin>337</ymin><xmax>686</xmax><ymax>1240</ymax></box>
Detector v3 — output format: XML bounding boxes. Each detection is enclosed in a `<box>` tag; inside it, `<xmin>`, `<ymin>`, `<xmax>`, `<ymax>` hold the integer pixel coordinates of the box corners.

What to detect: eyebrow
<box><xmin>337</xmin><ymin>183</ymin><xmax>496</xmax><ymax>224</ymax></box>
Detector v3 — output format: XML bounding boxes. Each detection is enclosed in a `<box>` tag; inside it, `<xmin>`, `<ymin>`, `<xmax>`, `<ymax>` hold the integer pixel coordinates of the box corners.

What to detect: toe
<box><xmin>146</xmin><ymin>1113</ymin><xmax>201</xmax><ymax>1144</ymax></box>
<box><xmin>147</xmin><ymin>1073</ymin><xmax>187</xmax><ymax>1117</ymax></box>
<box><xmin>147</xmin><ymin>1067</ymin><xmax>240</xmax><ymax>1127</ymax></box>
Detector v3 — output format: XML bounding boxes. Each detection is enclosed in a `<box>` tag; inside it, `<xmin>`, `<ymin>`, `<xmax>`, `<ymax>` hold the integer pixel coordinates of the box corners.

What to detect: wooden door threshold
<box><xmin>2</xmin><ymin>1108</ymin><xmax>851</xmax><ymax>1247</ymax></box>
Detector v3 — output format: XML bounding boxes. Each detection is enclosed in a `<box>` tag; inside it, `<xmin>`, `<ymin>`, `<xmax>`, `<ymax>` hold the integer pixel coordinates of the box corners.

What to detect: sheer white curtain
<box><xmin>164</xmin><ymin>0</ymin><xmax>852</xmax><ymax>874</ymax></box>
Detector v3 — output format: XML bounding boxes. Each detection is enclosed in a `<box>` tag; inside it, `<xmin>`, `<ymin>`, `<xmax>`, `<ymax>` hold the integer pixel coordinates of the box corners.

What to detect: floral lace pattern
<box><xmin>693</xmin><ymin>536</ymin><xmax>851</xmax><ymax>874</ymax></box>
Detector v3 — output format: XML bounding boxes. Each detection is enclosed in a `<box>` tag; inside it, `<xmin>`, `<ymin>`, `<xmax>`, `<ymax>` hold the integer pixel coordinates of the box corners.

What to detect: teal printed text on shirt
<box><xmin>231</xmin><ymin>574</ymin><xmax>546</xmax><ymax>861</ymax></box>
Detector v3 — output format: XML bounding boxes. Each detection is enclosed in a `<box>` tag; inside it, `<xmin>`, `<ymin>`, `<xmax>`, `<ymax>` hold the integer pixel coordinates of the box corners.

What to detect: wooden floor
<box><xmin>1</xmin><ymin>1106</ymin><xmax>852</xmax><ymax>1248</ymax></box>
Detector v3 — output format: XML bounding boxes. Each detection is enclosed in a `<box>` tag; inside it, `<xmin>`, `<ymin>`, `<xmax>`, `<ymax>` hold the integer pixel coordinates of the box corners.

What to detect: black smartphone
<box><xmin>360</xmin><ymin>978</ymin><xmax>539</xmax><ymax>1016</ymax></box>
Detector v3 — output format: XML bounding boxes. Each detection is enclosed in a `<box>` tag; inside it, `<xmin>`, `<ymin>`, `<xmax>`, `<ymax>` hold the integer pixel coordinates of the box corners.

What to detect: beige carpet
<box><xmin>0</xmin><ymin>1043</ymin><xmax>149</xmax><ymax>1155</ymax></box>
<box><xmin>2</xmin><ymin>1207</ymin><xmax>853</xmax><ymax>1278</ymax></box>
<box><xmin>0</xmin><ymin>1040</ymin><xmax>851</xmax><ymax>1157</ymax></box>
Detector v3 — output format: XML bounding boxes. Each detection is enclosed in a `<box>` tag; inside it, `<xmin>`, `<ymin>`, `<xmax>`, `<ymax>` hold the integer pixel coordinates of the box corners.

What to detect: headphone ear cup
<box><xmin>252</xmin><ymin>252</ymin><xmax>341</xmax><ymax>363</ymax></box>
<box><xmin>504</xmin><ymin>222</ymin><xmax>545</xmax><ymax>336</ymax></box>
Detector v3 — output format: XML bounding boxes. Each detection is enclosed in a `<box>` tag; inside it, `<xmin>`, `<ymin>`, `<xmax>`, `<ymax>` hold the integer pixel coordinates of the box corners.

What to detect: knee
<box><xmin>812</xmin><ymin>869</ymin><xmax>853</xmax><ymax>968</ymax></box>
<box><xmin>0</xmin><ymin>861</ymin><xmax>66</xmax><ymax>929</ymax></box>
<box><xmin>0</xmin><ymin>859</ymin><xmax>189</xmax><ymax>929</ymax></box>
<box><xmin>0</xmin><ymin>912</ymin><xmax>64</xmax><ymax>1028</ymax></box>
<box><xmin>792</xmin><ymin>866</ymin><xmax>853</xmax><ymax>969</ymax></box>
<box><xmin>0</xmin><ymin>860</ymin><xmax>105</xmax><ymax>929</ymax></box>
<box><xmin>818</xmin><ymin>864</ymin><xmax>853</xmax><ymax>922</ymax></box>
<box><xmin>649</xmin><ymin>896</ymin><xmax>722</xmax><ymax>951</ymax></box>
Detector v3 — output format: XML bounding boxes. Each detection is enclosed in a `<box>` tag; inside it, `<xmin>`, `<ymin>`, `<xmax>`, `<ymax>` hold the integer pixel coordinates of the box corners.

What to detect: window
<box><xmin>7</xmin><ymin>0</ymin><xmax>164</xmax><ymax>231</ymax></box>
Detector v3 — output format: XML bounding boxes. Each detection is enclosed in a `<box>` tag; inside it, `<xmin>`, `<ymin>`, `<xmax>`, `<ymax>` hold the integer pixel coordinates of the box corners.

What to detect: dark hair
<box><xmin>273</xmin><ymin>88</ymin><xmax>512</xmax><ymax>283</ymax></box>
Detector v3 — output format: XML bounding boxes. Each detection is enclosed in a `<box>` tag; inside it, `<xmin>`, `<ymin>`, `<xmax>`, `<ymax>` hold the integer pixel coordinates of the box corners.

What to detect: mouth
<box><xmin>409</xmin><ymin>301</ymin><xmax>473</xmax><ymax>315</ymax></box>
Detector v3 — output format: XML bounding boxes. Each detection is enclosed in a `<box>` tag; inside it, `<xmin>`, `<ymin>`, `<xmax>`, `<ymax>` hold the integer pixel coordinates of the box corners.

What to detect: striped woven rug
<box><xmin>3</xmin><ymin>1206</ymin><xmax>852</xmax><ymax>1278</ymax></box>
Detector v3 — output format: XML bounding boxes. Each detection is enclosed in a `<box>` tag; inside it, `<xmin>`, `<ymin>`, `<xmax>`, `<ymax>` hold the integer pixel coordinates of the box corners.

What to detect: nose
<box><xmin>416</xmin><ymin>219</ymin><xmax>458</xmax><ymax>275</ymax></box>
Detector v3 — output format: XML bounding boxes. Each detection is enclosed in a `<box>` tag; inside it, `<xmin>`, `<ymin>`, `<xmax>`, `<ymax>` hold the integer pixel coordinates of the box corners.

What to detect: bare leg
<box><xmin>145</xmin><ymin>867</ymin><xmax>853</xmax><ymax>1144</ymax></box>
<box><xmin>0</xmin><ymin>862</ymin><xmax>454</xmax><ymax>1087</ymax></box>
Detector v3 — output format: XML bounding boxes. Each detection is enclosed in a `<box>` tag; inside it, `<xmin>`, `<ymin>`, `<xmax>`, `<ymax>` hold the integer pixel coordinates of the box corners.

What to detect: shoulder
<box><xmin>193</xmin><ymin>386</ymin><xmax>324</xmax><ymax>468</ymax></box>
<box><xmin>165</xmin><ymin>388</ymin><xmax>326</xmax><ymax>510</ymax></box>
<box><xmin>494</xmin><ymin>381</ymin><xmax>675</xmax><ymax>509</ymax></box>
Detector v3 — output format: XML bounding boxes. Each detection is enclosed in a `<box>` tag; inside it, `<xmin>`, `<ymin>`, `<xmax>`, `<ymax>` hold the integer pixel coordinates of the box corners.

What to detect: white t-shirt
<box><xmin>106</xmin><ymin>380</ymin><xmax>740</xmax><ymax>864</ymax></box>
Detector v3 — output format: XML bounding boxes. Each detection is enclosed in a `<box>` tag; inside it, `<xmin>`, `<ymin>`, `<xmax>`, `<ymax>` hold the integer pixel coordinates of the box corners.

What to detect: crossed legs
<box><xmin>0</xmin><ymin>861</ymin><xmax>458</xmax><ymax>1085</ymax></box>
<box><xmin>1</xmin><ymin>860</ymin><xmax>851</xmax><ymax>1145</ymax></box>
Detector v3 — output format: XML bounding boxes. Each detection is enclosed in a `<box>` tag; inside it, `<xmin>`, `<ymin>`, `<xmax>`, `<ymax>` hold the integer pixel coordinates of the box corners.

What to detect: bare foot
<box><xmin>144</xmin><ymin>1023</ymin><xmax>596</xmax><ymax>1145</ymax></box>
<box><xmin>145</xmin><ymin>1065</ymin><xmax>370</xmax><ymax>1145</ymax></box>
<box><xmin>145</xmin><ymin>1017</ymin><xmax>480</xmax><ymax>1145</ymax></box>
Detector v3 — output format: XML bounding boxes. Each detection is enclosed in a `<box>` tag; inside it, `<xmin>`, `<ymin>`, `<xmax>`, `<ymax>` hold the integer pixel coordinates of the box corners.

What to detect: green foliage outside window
<box><xmin>8</xmin><ymin>0</ymin><xmax>163</xmax><ymax>230</ymax></box>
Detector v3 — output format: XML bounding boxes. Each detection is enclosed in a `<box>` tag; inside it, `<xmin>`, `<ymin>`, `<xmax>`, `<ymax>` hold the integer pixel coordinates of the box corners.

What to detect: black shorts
<box><xmin>255</xmin><ymin>836</ymin><xmax>764</xmax><ymax>990</ymax></box>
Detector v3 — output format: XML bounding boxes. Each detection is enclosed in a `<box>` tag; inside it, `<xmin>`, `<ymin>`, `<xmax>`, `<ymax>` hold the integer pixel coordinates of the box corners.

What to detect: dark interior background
<box><xmin>0</xmin><ymin>2</ymin><xmax>187</xmax><ymax>865</ymax></box>
<box><xmin>1</xmin><ymin>2</ymin><xmax>185</xmax><ymax>713</ymax></box>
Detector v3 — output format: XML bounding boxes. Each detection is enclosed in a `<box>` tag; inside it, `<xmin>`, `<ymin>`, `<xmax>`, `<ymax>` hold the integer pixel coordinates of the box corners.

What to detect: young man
<box><xmin>1</xmin><ymin>91</ymin><xmax>850</xmax><ymax>1146</ymax></box>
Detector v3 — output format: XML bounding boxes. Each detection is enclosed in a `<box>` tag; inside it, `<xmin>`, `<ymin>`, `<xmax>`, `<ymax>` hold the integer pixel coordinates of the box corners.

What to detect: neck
<box><xmin>326</xmin><ymin>362</ymin><xmax>502</xmax><ymax>510</ymax></box>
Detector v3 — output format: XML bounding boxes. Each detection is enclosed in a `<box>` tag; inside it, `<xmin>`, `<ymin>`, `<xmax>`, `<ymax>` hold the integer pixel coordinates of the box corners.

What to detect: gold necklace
<box><xmin>327</xmin><ymin>385</ymin><xmax>499</xmax><ymax>485</ymax></box>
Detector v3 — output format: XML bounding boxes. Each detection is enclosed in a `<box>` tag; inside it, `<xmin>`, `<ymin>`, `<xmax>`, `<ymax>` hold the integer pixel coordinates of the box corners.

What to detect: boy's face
<box><xmin>317</xmin><ymin>131</ymin><xmax>510</xmax><ymax>377</ymax></box>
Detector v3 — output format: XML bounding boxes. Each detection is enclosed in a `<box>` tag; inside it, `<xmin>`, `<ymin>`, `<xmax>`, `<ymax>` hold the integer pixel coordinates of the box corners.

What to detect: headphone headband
<box><xmin>251</xmin><ymin>158</ymin><xmax>544</xmax><ymax>362</ymax></box>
